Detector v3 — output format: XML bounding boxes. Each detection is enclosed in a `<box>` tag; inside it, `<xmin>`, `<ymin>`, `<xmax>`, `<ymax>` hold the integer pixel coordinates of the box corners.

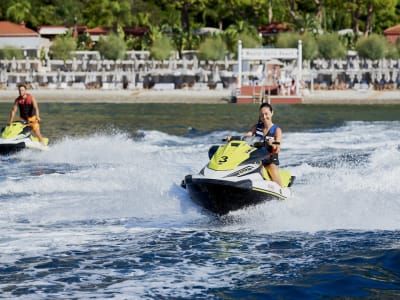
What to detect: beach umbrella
<box><xmin>129</xmin><ymin>69</ymin><xmax>136</xmax><ymax>87</ymax></box>
<box><xmin>266</xmin><ymin>59</ymin><xmax>284</xmax><ymax>66</ymax></box>
<box><xmin>11</xmin><ymin>57</ymin><xmax>17</xmax><ymax>71</ymax></box>
<box><xmin>182</xmin><ymin>57</ymin><xmax>187</xmax><ymax>69</ymax></box>
<box><xmin>134</xmin><ymin>59</ymin><xmax>139</xmax><ymax>71</ymax></box>
<box><xmin>193</xmin><ymin>56</ymin><xmax>199</xmax><ymax>70</ymax></box>
<box><xmin>102</xmin><ymin>70</ymin><xmax>107</xmax><ymax>84</ymax></box>
<box><xmin>212</xmin><ymin>65</ymin><xmax>221</xmax><ymax>82</ymax></box>
<box><xmin>25</xmin><ymin>70</ymin><xmax>34</xmax><ymax>83</ymax></box>
<box><xmin>72</xmin><ymin>57</ymin><xmax>77</xmax><ymax>71</ymax></box>
<box><xmin>370</xmin><ymin>69</ymin><xmax>376</xmax><ymax>82</ymax></box>
<box><xmin>0</xmin><ymin>69</ymin><xmax>8</xmax><ymax>83</ymax></box>
<box><xmin>392</xmin><ymin>70</ymin><xmax>397</xmax><ymax>81</ymax></box>
<box><xmin>25</xmin><ymin>58</ymin><xmax>31</xmax><ymax>72</ymax></box>
<box><xmin>91</xmin><ymin>72</ymin><xmax>97</xmax><ymax>84</ymax></box>
<box><xmin>82</xmin><ymin>59</ymin><xmax>87</xmax><ymax>71</ymax></box>
<box><xmin>168</xmin><ymin>58</ymin><xmax>175</xmax><ymax>71</ymax></box>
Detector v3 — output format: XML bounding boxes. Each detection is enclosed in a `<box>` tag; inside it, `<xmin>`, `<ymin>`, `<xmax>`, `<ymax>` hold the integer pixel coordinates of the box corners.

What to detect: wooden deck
<box><xmin>234</xmin><ymin>85</ymin><xmax>303</xmax><ymax>104</ymax></box>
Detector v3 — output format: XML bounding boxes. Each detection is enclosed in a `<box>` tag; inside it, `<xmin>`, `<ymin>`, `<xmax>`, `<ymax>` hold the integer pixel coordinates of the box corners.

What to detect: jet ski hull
<box><xmin>0</xmin><ymin>141</ymin><xmax>26</xmax><ymax>155</ymax></box>
<box><xmin>0</xmin><ymin>122</ymin><xmax>49</xmax><ymax>155</ymax></box>
<box><xmin>183</xmin><ymin>175</ymin><xmax>286</xmax><ymax>215</ymax></box>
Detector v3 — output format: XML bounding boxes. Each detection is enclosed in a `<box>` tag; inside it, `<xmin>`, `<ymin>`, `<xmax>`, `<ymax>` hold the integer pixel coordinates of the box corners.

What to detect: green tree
<box><xmin>363</xmin><ymin>0</ymin><xmax>397</xmax><ymax>35</ymax></box>
<box><xmin>149</xmin><ymin>34</ymin><xmax>174</xmax><ymax>60</ymax></box>
<box><xmin>95</xmin><ymin>33</ymin><xmax>126</xmax><ymax>60</ymax></box>
<box><xmin>49</xmin><ymin>33</ymin><xmax>77</xmax><ymax>60</ymax></box>
<box><xmin>6</xmin><ymin>0</ymin><xmax>36</xmax><ymax>26</ymax></box>
<box><xmin>198</xmin><ymin>35</ymin><xmax>227</xmax><ymax>60</ymax></box>
<box><xmin>385</xmin><ymin>40</ymin><xmax>399</xmax><ymax>59</ymax></box>
<box><xmin>276</xmin><ymin>32</ymin><xmax>318</xmax><ymax>61</ymax></box>
<box><xmin>33</xmin><ymin>0</ymin><xmax>84</xmax><ymax>26</ymax></box>
<box><xmin>0</xmin><ymin>46</ymin><xmax>24</xmax><ymax>59</ymax></box>
<box><xmin>317</xmin><ymin>33</ymin><xmax>346</xmax><ymax>59</ymax></box>
<box><xmin>77</xmin><ymin>33</ymin><xmax>93</xmax><ymax>50</ymax></box>
<box><xmin>224</xmin><ymin>20</ymin><xmax>261</xmax><ymax>55</ymax></box>
<box><xmin>355</xmin><ymin>33</ymin><xmax>387</xmax><ymax>60</ymax></box>
<box><xmin>167</xmin><ymin>0</ymin><xmax>206</xmax><ymax>33</ymax></box>
<box><xmin>83</xmin><ymin>0</ymin><xmax>131</xmax><ymax>28</ymax></box>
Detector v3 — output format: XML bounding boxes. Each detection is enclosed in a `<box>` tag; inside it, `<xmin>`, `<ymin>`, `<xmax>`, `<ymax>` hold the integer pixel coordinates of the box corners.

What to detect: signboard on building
<box><xmin>241</xmin><ymin>48</ymin><xmax>298</xmax><ymax>60</ymax></box>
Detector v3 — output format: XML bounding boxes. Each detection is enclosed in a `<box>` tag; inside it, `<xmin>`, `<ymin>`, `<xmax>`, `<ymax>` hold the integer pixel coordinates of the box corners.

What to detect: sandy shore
<box><xmin>1</xmin><ymin>88</ymin><xmax>400</xmax><ymax>104</ymax></box>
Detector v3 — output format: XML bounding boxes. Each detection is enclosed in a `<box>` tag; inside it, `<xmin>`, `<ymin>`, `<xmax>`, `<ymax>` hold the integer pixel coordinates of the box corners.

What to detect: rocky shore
<box><xmin>1</xmin><ymin>88</ymin><xmax>400</xmax><ymax>104</ymax></box>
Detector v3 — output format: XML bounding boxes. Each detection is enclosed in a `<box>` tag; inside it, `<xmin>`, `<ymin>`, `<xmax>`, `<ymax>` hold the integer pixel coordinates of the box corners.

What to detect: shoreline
<box><xmin>1</xmin><ymin>88</ymin><xmax>400</xmax><ymax>104</ymax></box>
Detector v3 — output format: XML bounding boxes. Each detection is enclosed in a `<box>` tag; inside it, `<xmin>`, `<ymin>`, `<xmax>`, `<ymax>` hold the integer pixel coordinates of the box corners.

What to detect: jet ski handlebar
<box><xmin>223</xmin><ymin>135</ymin><xmax>273</xmax><ymax>148</ymax></box>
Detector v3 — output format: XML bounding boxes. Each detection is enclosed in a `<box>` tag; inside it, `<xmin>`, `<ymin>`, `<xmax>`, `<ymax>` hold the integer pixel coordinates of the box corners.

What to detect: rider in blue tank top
<box><xmin>245</xmin><ymin>103</ymin><xmax>283</xmax><ymax>187</ymax></box>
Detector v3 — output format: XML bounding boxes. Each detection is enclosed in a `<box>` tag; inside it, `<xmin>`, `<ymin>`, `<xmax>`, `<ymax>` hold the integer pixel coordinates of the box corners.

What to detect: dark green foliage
<box><xmin>150</xmin><ymin>35</ymin><xmax>174</xmax><ymax>60</ymax></box>
<box><xmin>317</xmin><ymin>33</ymin><xmax>347</xmax><ymax>59</ymax></box>
<box><xmin>355</xmin><ymin>34</ymin><xmax>388</xmax><ymax>60</ymax></box>
<box><xmin>198</xmin><ymin>36</ymin><xmax>227</xmax><ymax>61</ymax></box>
<box><xmin>276</xmin><ymin>32</ymin><xmax>318</xmax><ymax>61</ymax></box>
<box><xmin>95</xmin><ymin>34</ymin><xmax>127</xmax><ymax>60</ymax></box>
<box><xmin>49</xmin><ymin>33</ymin><xmax>77</xmax><ymax>60</ymax></box>
<box><xmin>1</xmin><ymin>0</ymin><xmax>399</xmax><ymax>58</ymax></box>
<box><xmin>0</xmin><ymin>46</ymin><xmax>24</xmax><ymax>59</ymax></box>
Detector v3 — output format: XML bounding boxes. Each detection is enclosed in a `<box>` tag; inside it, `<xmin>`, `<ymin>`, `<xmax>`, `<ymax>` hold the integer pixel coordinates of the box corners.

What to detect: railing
<box><xmin>0</xmin><ymin>57</ymin><xmax>399</xmax><ymax>91</ymax></box>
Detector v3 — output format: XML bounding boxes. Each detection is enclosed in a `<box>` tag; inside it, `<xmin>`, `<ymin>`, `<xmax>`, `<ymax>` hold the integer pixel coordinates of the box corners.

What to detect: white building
<box><xmin>0</xmin><ymin>21</ymin><xmax>48</xmax><ymax>58</ymax></box>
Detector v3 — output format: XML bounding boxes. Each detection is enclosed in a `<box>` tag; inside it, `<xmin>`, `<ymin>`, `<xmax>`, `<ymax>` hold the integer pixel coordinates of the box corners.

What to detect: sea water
<box><xmin>0</xmin><ymin>104</ymin><xmax>400</xmax><ymax>299</ymax></box>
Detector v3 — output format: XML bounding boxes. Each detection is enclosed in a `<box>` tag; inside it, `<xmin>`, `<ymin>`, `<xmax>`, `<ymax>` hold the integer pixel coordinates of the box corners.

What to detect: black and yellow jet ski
<box><xmin>181</xmin><ymin>136</ymin><xmax>295</xmax><ymax>215</ymax></box>
<box><xmin>0</xmin><ymin>121</ymin><xmax>49</xmax><ymax>155</ymax></box>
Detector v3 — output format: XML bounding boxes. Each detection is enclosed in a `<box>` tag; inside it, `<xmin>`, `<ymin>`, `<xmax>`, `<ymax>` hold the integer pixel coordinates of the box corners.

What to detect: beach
<box><xmin>1</xmin><ymin>87</ymin><xmax>400</xmax><ymax>104</ymax></box>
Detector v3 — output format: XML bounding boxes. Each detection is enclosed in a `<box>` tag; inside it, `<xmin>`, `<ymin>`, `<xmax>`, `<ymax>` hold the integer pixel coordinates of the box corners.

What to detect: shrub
<box><xmin>317</xmin><ymin>33</ymin><xmax>347</xmax><ymax>59</ymax></box>
<box><xmin>50</xmin><ymin>34</ymin><xmax>77</xmax><ymax>60</ymax></box>
<box><xmin>96</xmin><ymin>34</ymin><xmax>126</xmax><ymax>60</ymax></box>
<box><xmin>355</xmin><ymin>34</ymin><xmax>387</xmax><ymax>60</ymax></box>
<box><xmin>0</xmin><ymin>46</ymin><xmax>24</xmax><ymax>59</ymax></box>
<box><xmin>149</xmin><ymin>35</ymin><xmax>174</xmax><ymax>60</ymax></box>
<box><xmin>386</xmin><ymin>41</ymin><xmax>399</xmax><ymax>59</ymax></box>
<box><xmin>198</xmin><ymin>36</ymin><xmax>227</xmax><ymax>61</ymax></box>
<box><xmin>276</xmin><ymin>32</ymin><xmax>318</xmax><ymax>61</ymax></box>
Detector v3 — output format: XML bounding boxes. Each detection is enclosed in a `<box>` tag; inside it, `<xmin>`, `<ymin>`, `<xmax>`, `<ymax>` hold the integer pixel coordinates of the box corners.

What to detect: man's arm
<box><xmin>7</xmin><ymin>100</ymin><xmax>18</xmax><ymax>125</ymax></box>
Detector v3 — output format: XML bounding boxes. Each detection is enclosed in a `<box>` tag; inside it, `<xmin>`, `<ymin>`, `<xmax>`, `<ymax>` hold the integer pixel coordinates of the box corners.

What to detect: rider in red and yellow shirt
<box><xmin>7</xmin><ymin>84</ymin><xmax>45</xmax><ymax>144</ymax></box>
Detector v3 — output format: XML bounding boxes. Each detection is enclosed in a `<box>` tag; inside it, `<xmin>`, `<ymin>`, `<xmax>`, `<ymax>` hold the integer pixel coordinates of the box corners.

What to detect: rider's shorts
<box><xmin>23</xmin><ymin>116</ymin><xmax>40</xmax><ymax>132</ymax></box>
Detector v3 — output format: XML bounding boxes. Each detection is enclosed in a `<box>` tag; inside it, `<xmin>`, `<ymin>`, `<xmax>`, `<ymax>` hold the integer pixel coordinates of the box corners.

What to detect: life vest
<box><xmin>255</xmin><ymin>122</ymin><xmax>279</xmax><ymax>140</ymax></box>
<box><xmin>255</xmin><ymin>122</ymin><xmax>279</xmax><ymax>154</ymax></box>
<box><xmin>17</xmin><ymin>94</ymin><xmax>35</xmax><ymax>120</ymax></box>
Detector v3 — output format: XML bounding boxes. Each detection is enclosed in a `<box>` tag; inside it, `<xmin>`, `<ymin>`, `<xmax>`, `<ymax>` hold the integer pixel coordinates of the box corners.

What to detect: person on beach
<box><xmin>7</xmin><ymin>84</ymin><xmax>45</xmax><ymax>144</ymax></box>
<box><xmin>227</xmin><ymin>102</ymin><xmax>283</xmax><ymax>186</ymax></box>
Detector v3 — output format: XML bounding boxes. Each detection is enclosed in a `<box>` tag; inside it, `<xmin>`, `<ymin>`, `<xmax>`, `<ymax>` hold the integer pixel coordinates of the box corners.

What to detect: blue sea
<box><xmin>0</xmin><ymin>103</ymin><xmax>400</xmax><ymax>299</ymax></box>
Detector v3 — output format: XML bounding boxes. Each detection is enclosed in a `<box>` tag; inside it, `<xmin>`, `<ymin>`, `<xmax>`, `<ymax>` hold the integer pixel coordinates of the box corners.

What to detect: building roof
<box><xmin>86</xmin><ymin>26</ymin><xmax>109</xmax><ymax>35</ymax></box>
<box><xmin>37</xmin><ymin>25</ymin><xmax>69</xmax><ymax>35</ymax></box>
<box><xmin>0</xmin><ymin>21</ymin><xmax>39</xmax><ymax>37</ymax></box>
<box><xmin>124</xmin><ymin>26</ymin><xmax>149</xmax><ymax>36</ymax></box>
<box><xmin>258</xmin><ymin>22</ymin><xmax>291</xmax><ymax>36</ymax></box>
<box><xmin>384</xmin><ymin>24</ymin><xmax>400</xmax><ymax>35</ymax></box>
<box><xmin>85</xmin><ymin>26</ymin><xmax>149</xmax><ymax>37</ymax></box>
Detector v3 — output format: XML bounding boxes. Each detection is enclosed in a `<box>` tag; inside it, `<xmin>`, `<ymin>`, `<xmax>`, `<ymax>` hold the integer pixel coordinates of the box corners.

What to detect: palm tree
<box><xmin>6</xmin><ymin>0</ymin><xmax>35</xmax><ymax>25</ymax></box>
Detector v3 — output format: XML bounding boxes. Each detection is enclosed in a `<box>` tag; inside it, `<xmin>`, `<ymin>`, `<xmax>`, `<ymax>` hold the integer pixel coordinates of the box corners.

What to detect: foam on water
<box><xmin>1</xmin><ymin>121</ymin><xmax>399</xmax><ymax>236</ymax></box>
<box><xmin>225</xmin><ymin>121</ymin><xmax>400</xmax><ymax>232</ymax></box>
<box><xmin>1</xmin><ymin>121</ymin><xmax>400</xmax><ymax>299</ymax></box>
